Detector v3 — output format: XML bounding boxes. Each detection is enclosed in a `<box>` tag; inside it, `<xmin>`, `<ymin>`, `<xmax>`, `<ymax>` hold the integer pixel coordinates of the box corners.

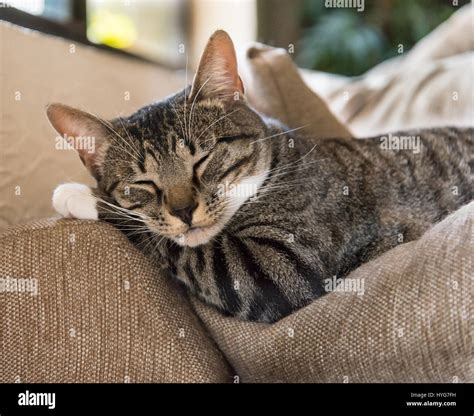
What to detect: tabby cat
<box><xmin>48</xmin><ymin>30</ymin><xmax>473</xmax><ymax>323</ymax></box>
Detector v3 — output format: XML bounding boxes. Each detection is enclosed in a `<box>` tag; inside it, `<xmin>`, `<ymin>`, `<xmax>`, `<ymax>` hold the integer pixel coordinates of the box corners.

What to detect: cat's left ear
<box><xmin>189</xmin><ymin>30</ymin><xmax>244</xmax><ymax>106</ymax></box>
<box><xmin>46</xmin><ymin>103</ymin><xmax>110</xmax><ymax>179</ymax></box>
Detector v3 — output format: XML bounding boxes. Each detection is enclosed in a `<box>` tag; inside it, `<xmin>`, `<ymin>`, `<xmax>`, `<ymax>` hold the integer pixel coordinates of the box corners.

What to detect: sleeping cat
<box><xmin>48</xmin><ymin>30</ymin><xmax>473</xmax><ymax>323</ymax></box>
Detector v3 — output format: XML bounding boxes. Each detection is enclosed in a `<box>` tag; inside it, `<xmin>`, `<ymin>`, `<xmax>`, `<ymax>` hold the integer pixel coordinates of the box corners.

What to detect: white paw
<box><xmin>52</xmin><ymin>183</ymin><xmax>98</xmax><ymax>220</ymax></box>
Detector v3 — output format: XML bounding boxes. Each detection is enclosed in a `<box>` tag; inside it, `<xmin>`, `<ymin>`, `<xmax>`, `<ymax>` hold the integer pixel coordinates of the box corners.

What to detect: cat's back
<box><xmin>257</xmin><ymin>125</ymin><xmax>473</xmax><ymax>244</ymax></box>
<box><xmin>317</xmin><ymin>126</ymin><xmax>472</xmax><ymax>162</ymax></box>
<box><xmin>308</xmin><ymin>126</ymin><xmax>473</xmax><ymax>238</ymax></box>
<box><xmin>314</xmin><ymin>126</ymin><xmax>472</xmax><ymax>185</ymax></box>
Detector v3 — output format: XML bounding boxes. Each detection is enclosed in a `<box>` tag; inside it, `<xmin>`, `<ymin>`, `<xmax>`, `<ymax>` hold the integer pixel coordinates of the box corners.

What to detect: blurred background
<box><xmin>2</xmin><ymin>0</ymin><xmax>469</xmax><ymax>75</ymax></box>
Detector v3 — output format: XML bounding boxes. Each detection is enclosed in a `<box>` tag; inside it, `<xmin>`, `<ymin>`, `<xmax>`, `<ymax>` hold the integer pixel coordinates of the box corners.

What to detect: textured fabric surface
<box><xmin>0</xmin><ymin>219</ymin><xmax>231</xmax><ymax>383</ymax></box>
<box><xmin>1</xmin><ymin>207</ymin><xmax>471</xmax><ymax>383</ymax></box>
<box><xmin>321</xmin><ymin>52</ymin><xmax>474</xmax><ymax>137</ymax></box>
<box><xmin>239</xmin><ymin>44</ymin><xmax>352</xmax><ymax>139</ymax></box>
<box><xmin>193</xmin><ymin>202</ymin><xmax>473</xmax><ymax>383</ymax></box>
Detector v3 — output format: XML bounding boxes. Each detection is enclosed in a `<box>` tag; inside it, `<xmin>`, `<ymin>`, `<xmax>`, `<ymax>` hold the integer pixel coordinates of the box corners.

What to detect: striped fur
<box><xmin>91</xmin><ymin>89</ymin><xmax>473</xmax><ymax>322</ymax></box>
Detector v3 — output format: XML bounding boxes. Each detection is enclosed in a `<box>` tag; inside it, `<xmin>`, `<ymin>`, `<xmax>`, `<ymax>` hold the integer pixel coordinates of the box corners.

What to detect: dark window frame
<box><xmin>0</xmin><ymin>2</ymin><xmax>183</xmax><ymax>69</ymax></box>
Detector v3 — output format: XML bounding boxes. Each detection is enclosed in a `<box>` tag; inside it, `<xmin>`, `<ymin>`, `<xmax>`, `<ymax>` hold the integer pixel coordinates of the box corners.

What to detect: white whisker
<box><xmin>250</xmin><ymin>125</ymin><xmax>310</xmax><ymax>145</ymax></box>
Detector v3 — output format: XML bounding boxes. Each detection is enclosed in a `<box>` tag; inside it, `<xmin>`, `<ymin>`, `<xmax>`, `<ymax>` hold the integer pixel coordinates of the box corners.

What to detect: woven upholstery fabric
<box><xmin>0</xmin><ymin>219</ymin><xmax>231</xmax><ymax>383</ymax></box>
<box><xmin>193</xmin><ymin>202</ymin><xmax>473</xmax><ymax>383</ymax></box>
<box><xmin>239</xmin><ymin>44</ymin><xmax>352</xmax><ymax>140</ymax></box>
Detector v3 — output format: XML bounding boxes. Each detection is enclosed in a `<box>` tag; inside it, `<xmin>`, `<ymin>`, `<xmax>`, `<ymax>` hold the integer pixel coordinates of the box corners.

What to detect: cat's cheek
<box><xmin>52</xmin><ymin>183</ymin><xmax>98</xmax><ymax>220</ymax></box>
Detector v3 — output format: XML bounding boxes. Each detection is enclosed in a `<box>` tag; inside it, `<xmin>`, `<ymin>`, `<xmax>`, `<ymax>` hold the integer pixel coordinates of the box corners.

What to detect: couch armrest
<box><xmin>194</xmin><ymin>202</ymin><xmax>473</xmax><ymax>383</ymax></box>
<box><xmin>0</xmin><ymin>219</ymin><xmax>231</xmax><ymax>383</ymax></box>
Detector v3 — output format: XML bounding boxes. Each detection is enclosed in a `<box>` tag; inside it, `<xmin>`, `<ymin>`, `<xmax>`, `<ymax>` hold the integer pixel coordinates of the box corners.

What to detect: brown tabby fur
<box><xmin>47</xmin><ymin>31</ymin><xmax>474</xmax><ymax>322</ymax></box>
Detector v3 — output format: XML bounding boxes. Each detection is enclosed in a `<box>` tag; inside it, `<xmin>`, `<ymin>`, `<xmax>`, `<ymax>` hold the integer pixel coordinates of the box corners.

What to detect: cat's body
<box><xmin>123</xmin><ymin>121</ymin><xmax>473</xmax><ymax>322</ymax></box>
<box><xmin>48</xmin><ymin>31</ymin><xmax>473</xmax><ymax>323</ymax></box>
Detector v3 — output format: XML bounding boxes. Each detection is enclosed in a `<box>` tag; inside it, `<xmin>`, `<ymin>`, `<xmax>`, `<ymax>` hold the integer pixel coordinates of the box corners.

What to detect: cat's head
<box><xmin>47</xmin><ymin>30</ymin><xmax>271</xmax><ymax>247</ymax></box>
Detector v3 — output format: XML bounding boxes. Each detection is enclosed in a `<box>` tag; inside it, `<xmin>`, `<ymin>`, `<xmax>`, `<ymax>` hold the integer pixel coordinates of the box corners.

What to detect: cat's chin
<box><xmin>168</xmin><ymin>171</ymin><xmax>269</xmax><ymax>247</ymax></box>
<box><xmin>171</xmin><ymin>222</ymin><xmax>224</xmax><ymax>247</ymax></box>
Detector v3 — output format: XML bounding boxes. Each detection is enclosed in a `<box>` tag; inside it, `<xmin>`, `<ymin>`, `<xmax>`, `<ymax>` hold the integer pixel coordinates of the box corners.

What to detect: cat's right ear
<box><xmin>189</xmin><ymin>30</ymin><xmax>244</xmax><ymax>107</ymax></box>
<box><xmin>46</xmin><ymin>103</ymin><xmax>110</xmax><ymax>179</ymax></box>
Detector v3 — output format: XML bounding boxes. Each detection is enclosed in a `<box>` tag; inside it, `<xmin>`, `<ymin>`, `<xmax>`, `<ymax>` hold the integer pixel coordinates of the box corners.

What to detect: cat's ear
<box><xmin>189</xmin><ymin>30</ymin><xmax>244</xmax><ymax>106</ymax></box>
<box><xmin>46</xmin><ymin>103</ymin><xmax>110</xmax><ymax>179</ymax></box>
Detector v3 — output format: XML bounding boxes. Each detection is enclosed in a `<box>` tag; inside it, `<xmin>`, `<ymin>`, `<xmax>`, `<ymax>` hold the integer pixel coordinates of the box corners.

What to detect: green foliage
<box><xmin>296</xmin><ymin>0</ymin><xmax>468</xmax><ymax>76</ymax></box>
<box><xmin>297</xmin><ymin>11</ymin><xmax>385</xmax><ymax>76</ymax></box>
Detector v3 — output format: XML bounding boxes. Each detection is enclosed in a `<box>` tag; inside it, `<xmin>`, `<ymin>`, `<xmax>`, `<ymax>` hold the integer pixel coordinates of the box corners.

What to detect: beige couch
<box><xmin>1</xmin><ymin>6</ymin><xmax>472</xmax><ymax>382</ymax></box>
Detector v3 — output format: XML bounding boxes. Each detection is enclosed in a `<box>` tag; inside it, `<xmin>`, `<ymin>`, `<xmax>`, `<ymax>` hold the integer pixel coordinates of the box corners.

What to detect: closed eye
<box><xmin>132</xmin><ymin>180</ymin><xmax>161</xmax><ymax>194</ymax></box>
<box><xmin>194</xmin><ymin>153</ymin><xmax>210</xmax><ymax>171</ymax></box>
<box><xmin>217</xmin><ymin>134</ymin><xmax>253</xmax><ymax>144</ymax></box>
<box><xmin>124</xmin><ymin>203</ymin><xmax>144</xmax><ymax>210</ymax></box>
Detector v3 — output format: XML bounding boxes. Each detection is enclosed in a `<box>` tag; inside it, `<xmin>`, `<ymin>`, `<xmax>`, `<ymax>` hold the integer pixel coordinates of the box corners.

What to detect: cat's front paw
<box><xmin>52</xmin><ymin>183</ymin><xmax>98</xmax><ymax>220</ymax></box>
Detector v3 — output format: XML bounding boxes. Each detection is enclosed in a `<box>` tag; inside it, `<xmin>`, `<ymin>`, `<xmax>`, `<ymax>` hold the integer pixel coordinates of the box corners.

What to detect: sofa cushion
<box><xmin>0</xmin><ymin>219</ymin><xmax>231</xmax><ymax>382</ymax></box>
<box><xmin>239</xmin><ymin>44</ymin><xmax>352</xmax><ymax>139</ymax></box>
<box><xmin>317</xmin><ymin>52</ymin><xmax>474</xmax><ymax>137</ymax></box>
<box><xmin>193</xmin><ymin>202</ymin><xmax>473</xmax><ymax>383</ymax></box>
